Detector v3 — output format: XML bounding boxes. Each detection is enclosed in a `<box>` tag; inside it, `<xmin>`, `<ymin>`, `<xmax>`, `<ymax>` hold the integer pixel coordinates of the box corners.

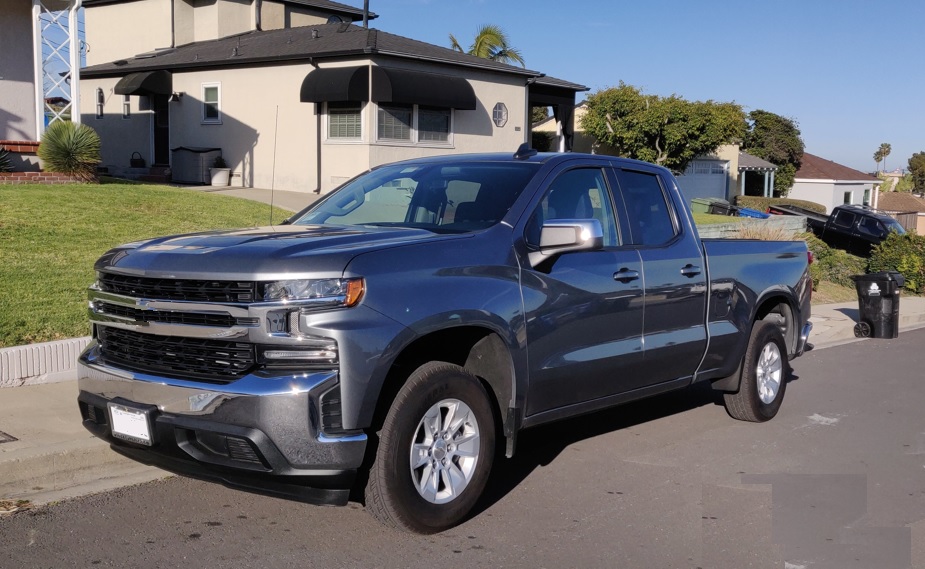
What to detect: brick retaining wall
<box><xmin>0</xmin><ymin>172</ymin><xmax>86</xmax><ymax>185</ymax></box>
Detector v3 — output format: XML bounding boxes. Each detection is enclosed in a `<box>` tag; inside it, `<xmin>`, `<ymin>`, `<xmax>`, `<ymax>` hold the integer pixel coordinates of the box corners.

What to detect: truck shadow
<box><xmin>470</xmin><ymin>379</ymin><xmax>776</xmax><ymax>518</ymax></box>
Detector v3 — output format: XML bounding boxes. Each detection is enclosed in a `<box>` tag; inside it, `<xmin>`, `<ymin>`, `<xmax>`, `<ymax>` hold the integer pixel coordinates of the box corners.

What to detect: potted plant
<box><xmin>210</xmin><ymin>155</ymin><xmax>231</xmax><ymax>186</ymax></box>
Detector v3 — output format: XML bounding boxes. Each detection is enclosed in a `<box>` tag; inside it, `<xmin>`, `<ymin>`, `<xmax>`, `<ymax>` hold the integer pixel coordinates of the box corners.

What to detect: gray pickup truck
<box><xmin>78</xmin><ymin>148</ymin><xmax>812</xmax><ymax>533</ymax></box>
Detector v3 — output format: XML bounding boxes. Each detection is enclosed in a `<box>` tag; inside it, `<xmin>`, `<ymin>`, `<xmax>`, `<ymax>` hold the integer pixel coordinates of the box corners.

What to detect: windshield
<box><xmin>884</xmin><ymin>217</ymin><xmax>906</xmax><ymax>235</ymax></box>
<box><xmin>292</xmin><ymin>162</ymin><xmax>539</xmax><ymax>233</ymax></box>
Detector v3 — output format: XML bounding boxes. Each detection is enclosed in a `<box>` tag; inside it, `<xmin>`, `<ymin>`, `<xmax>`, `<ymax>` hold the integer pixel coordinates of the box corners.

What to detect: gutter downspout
<box><xmin>255</xmin><ymin>0</ymin><xmax>262</xmax><ymax>31</ymax></box>
<box><xmin>169</xmin><ymin>0</ymin><xmax>175</xmax><ymax>47</ymax></box>
<box><xmin>363</xmin><ymin>0</ymin><xmax>368</xmax><ymax>28</ymax></box>
<box><xmin>69</xmin><ymin>0</ymin><xmax>83</xmax><ymax>125</ymax></box>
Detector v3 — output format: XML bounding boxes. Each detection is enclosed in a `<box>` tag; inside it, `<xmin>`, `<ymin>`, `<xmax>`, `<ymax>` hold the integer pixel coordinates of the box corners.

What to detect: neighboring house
<box><xmin>1</xmin><ymin>0</ymin><xmax>42</xmax><ymax>171</ymax></box>
<box><xmin>80</xmin><ymin>0</ymin><xmax>586</xmax><ymax>193</ymax></box>
<box><xmin>877</xmin><ymin>191</ymin><xmax>925</xmax><ymax>235</ymax></box>
<box><xmin>788</xmin><ymin>153</ymin><xmax>881</xmax><ymax>214</ymax></box>
<box><xmin>533</xmin><ymin>102</ymin><xmax>742</xmax><ymax>203</ymax></box>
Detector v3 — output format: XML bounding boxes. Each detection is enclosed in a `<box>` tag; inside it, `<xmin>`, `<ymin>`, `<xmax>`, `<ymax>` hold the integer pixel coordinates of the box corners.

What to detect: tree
<box><xmin>909</xmin><ymin>152</ymin><xmax>925</xmax><ymax>192</ymax></box>
<box><xmin>873</xmin><ymin>142</ymin><xmax>892</xmax><ymax>172</ymax></box>
<box><xmin>449</xmin><ymin>24</ymin><xmax>524</xmax><ymax>67</ymax></box>
<box><xmin>742</xmin><ymin>110</ymin><xmax>804</xmax><ymax>196</ymax></box>
<box><xmin>579</xmin><ymin>82</ymin><xmax>746</xmax><ymax>173</ymax></box>
<box><xmin>531</xmin><ymin>106</ymin><xmax>549</xmax><ymax>125</ymax></box>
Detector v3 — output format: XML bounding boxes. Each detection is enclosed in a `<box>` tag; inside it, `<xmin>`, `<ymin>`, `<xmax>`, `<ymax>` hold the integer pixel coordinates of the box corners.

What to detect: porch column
<box><xmin>739</xmin><ymin>170</ymin><xmax>746</xmax><ymax>195</ymax></box>
<box><xmin>769</xmin><ymin>170</ymin><xmax>775</xmax><ymax>197</ymax></box>
<box><xmin>763</xmin><ymin>171</ymin><xmax>770</xmax><ymax>197</ymax></box>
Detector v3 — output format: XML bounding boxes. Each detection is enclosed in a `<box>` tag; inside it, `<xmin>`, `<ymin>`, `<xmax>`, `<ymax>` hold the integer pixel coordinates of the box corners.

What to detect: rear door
<box><xmin>521</xmin><ymin>163</ymin><xmax>645</xmax><ymax>416</ymax></box>
<box><xmin>612</xmin><ymin>166</ymin><xmax>707</xmax><ymax>387</ymax></box>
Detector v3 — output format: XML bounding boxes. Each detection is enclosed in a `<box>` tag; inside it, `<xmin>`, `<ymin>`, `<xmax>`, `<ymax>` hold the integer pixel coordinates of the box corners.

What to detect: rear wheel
<box><xmin>723</xmin><ymin>320</ymin><xmax>790</xmax><ymax>422</ymax></box>
<box><xmin>365</xmin><ymin>361</ymin><xmax>495</xmax><ymax>533</ymax></box>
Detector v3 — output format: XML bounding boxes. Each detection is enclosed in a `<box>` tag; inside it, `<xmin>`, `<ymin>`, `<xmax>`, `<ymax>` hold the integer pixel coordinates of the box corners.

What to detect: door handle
<box><xmin>680</xmin><ymin>264</ymin><xmax>701</xmax><ymax>277</ymax></box>
<box><xmin>614</xmin><ymin>268</ymin><xmax>640</xmax><ymax>283</ymax></box>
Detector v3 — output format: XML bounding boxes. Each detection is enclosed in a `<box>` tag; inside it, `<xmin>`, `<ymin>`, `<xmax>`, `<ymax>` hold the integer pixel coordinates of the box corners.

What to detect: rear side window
<box><xmin>617</xmin><ymin>170</ymin><xmax>677</xmax><ymax>246</ymax></box>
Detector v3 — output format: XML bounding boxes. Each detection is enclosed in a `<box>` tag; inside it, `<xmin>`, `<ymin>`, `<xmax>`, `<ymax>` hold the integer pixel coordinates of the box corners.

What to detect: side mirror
<box><xmin>528</xmin><ymin>219</ymin><xmax>604</xmax><ymax>269</ymax></box>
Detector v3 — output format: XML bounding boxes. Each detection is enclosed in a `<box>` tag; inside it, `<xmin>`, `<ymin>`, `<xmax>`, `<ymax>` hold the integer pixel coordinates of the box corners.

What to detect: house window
<box><xmin>418</xmin><ymin>107</ymin><xmax>450</xmax><ymax>142</ymax></box>
<box><xmin>202</xmin><ymin>83</ymin><xmax>221</xmax><ymax>124</ymax></box>
<box><xmin>863</xmin><ymin>188</ymin><xmax>871</xmax><ymax>206</ymax></box>
<box><xmin>122</xmin><ymin>95</ymin><xmax>131</xmax><ymax>119</ymax></box>
<box><xmin>95</xmin><ymin>88</ymin><xmax>104</xmax><ymax>119</ymax></box>
<box><xmin>374</xmin><ymin>104</ymin><xmax>452</xmax><ymax>145</ymax></box>
<box><xmin>843</xmin><ymin>191</ymin><xmax>852</xmax><ymax>205</ymax></box>
<box><xmin>327</xmin><ymin>102</ymin><xmax>363</xmax><ymax>139</ymax></box>
<box><xmin>378</xmin><ymin>104</ymin><xmax>413</xmax><ymax>141</ymax></box>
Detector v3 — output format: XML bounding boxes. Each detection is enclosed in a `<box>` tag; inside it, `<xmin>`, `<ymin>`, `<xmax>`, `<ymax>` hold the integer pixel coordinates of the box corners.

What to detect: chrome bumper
<box><xmin>77</xmin><ymin>342</ymin><xmax>367</xmax><ymax>479</ymax></box>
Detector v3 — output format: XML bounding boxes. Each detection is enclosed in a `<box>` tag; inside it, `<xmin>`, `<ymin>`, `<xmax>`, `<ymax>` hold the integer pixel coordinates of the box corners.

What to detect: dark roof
<box><xmin>81</xmin><ymin>23</ymin><xmax>587</xmax><ymax>92</ymax></box>
<box><xmin>877</xmin><ymin>191</ymin><xmax>925</xmax><ymax>213</ymax></box>
<box><xmin>738</xmin><ymin>151</ymin><xmax>777</xmax><ymax>171</ymax></box>
<box><xmin>82</xmin><ymin>0</ymin><xmax>378</xmax><ymax>20</ymax></box>
<box><xmin>795</xmin><ymin>152</ymin><xmax>879</xmax><ymax>182</ymax></box>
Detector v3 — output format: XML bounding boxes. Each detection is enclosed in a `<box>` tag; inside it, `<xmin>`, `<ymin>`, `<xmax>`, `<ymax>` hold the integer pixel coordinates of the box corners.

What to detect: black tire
<box><xmin>365</xmin><ymin>361</ymin><xmax>495</xmax><ymax>534</ymax></box>
<box><xmin>723</xmin><ymin>320</ymin><xmax>790</xmax><ymax>422</ymax></box>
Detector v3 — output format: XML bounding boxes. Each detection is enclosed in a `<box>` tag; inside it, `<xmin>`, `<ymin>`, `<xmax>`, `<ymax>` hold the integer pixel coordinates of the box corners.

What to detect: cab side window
<box><xmin>618</xmin><ymin>170</ymin><xmax>677</xmax><ymax>246</ymax></box>
<box><xmin>526</xmin><ymin>168</ymin><xmax>619</xmax><ymax>247</ymax></box>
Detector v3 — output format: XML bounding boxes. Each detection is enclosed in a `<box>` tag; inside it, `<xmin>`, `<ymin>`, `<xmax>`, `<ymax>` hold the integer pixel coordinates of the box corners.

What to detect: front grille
<box><xmin>98</xmin><ymin>327</ymin><xmax>256</xmax><ymax>384</ymax></box>
<box><xmin>98</xmin><ymin>273</ymin><xmax>257</xmax><ymax>303</ymax></box>
<box><xmin>96</xmin><ymin>301</ymin><xmax>238</xmax><ymax>328</ymax></box>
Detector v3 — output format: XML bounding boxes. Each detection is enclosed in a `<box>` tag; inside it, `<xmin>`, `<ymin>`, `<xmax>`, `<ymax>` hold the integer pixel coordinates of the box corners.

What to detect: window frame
<box><xmin>325</xmin><ymin>101</ymin><xmax>364</xmax><ymax>142</ymax></box>
<box><xmin>374</xmin><ymin>103</ymin><xmax>453</xmax><ymax>146</ymax></box>
<box><xmin>95</xmin><ymin>88</ymin><xmax>104</xmax><ymax>119</ymax></box>
<box><xmin>201</xmin><ymin>82</ymin><xmax>221</xmax><ymax>124</ymax></box>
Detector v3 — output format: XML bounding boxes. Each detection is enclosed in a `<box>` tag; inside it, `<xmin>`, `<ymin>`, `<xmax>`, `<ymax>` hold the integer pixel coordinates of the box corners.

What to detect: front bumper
<box><xmin>77</xmin><ymin>343</ymin><xmax>367</xmax><ymax>505</ymax></box>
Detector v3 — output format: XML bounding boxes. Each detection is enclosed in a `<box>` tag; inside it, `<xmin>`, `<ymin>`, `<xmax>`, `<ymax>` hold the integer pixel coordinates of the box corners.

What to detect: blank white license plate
<box><xmin>108</xmin><ymin>403</ymin><xmax>153</xmax><ymax>446</ymax></box>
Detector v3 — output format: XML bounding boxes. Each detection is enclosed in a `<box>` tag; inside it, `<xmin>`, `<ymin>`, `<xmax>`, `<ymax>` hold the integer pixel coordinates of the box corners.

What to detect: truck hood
<box><xmin>95</xmin><ymin>224</ymin><xmax>464</xmax><ymax>279</ymax></box>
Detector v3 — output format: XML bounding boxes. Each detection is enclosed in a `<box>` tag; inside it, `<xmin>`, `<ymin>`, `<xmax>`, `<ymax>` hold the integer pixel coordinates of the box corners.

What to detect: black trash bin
<box><xmin>851</xmin><ymin>271</ymin><xmax>905</xmax><ymax>338</ymax></box>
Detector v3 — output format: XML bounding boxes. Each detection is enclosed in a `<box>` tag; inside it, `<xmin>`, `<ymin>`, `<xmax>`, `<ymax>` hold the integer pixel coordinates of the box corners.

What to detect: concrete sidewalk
<box><xmin>3</xmin><ymin>297</ymin><xmax>925</xmax><ymax>509</ymax></box>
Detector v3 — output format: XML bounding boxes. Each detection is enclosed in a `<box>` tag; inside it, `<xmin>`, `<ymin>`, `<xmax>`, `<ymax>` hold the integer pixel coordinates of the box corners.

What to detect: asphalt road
<box><xmin>3</xmin><ymin>330</ymin><xmax>925</xmax><ymax>569</ymax></box>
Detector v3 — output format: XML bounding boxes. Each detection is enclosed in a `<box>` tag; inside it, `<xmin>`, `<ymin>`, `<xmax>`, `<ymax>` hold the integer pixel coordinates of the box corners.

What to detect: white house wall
<box><xmin>80</xmin><ymin>77</ymin><xmax>153</xmax><ymax>167</ymax></box>
<box><xmin>0</xmin><ymin>0</ymin><xmax>37</xmax><ymax>141</ymax></box>
<box><xmin>81</xmin><ymin>60</ymin><xmax>542</xmax><ymax>194</ymax></box>
<box><xmin>85</xmin><ymin>0</ymin><xmax>173</xmax><ymax>65</ymax></box>
<box><xmin>788</xmin><ymin>180</ymin><xmax>874</xmax><ymax>213</ymax></box>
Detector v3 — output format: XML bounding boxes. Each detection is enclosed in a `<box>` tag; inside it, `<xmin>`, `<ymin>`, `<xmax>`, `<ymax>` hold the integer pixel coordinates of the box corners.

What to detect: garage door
<box><xmin>676</xmin><ymin>160</ymin><xmax>728</xmax><ymax>203</ymax></box>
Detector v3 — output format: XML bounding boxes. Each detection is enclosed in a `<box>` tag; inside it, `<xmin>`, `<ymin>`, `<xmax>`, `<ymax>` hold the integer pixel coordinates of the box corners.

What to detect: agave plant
<box><xmin>0</xmin><ymin>146</ymin><xmax>12</xmax><ymax>173</ymax></box>
<box><xmin>37</xmin><ymin>121</ymin><xmax>101</xmax><ymax>181</ymax></box>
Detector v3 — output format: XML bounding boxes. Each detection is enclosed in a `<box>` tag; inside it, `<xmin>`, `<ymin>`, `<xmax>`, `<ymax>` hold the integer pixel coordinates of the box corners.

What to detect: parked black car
<box><xmin>769</xmin><ymin>204</ymin><xmax>905</xmax><ymax>256</ymax></box>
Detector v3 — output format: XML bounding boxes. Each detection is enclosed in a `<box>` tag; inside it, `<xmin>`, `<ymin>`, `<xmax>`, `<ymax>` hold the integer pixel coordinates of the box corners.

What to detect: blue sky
<box><xmin>354</xmin><ymin>0</ymin><xmax>924</xmax><ymax>174</ymax></box>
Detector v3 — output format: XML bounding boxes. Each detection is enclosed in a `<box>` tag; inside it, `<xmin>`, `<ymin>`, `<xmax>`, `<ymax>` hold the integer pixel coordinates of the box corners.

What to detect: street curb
<box><xmin>0</xmin><ymin>337</ymin><xmax>90</xmax><ymax>388</ymax></box>
<box><xmin>0</xmin><ymin>436</ymin><xmax>169</xmax><ymax>503</ymax></box>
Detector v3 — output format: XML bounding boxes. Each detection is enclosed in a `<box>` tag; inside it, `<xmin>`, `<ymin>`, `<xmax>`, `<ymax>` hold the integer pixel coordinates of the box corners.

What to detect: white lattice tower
<box><xmin>32</xmin><ymin>0</ymin><xmax>82</xmax><ymax>136</ymax></box>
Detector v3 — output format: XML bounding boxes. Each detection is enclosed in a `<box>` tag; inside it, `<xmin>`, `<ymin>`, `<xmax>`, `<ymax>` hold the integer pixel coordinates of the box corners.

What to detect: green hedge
<box><xmin>869</xmin><ymin>232</ymin><xmax>925</xmax><ymax>293</ymax></box>
<box><xmin>733</xmin><ymin>196</ymin><xmax>827</xmax><ymax>214</ymax></box>
<box><xmin>803</xmin><ymin>234</ymin><xmax>867</xmax><ymax>290</ymax></box>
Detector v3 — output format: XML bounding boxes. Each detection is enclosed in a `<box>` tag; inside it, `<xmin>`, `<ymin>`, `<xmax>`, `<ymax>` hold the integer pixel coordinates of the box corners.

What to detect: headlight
<box><xmin>260</xmin><ymin>277</ymin><xmax>364</xmax><ymax>307</ymax></box>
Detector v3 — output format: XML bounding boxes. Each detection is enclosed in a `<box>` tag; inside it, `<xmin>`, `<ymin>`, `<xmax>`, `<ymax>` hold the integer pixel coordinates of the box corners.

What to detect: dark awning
<box><xmin>114</xmin><ymin>70</ymin><xmax>172</xmax><ymax>96</ymax></box>
<box><xmin>300</xmin><ymin>66</ymin><xmax>476</xmax><ymax>110</ymax></box>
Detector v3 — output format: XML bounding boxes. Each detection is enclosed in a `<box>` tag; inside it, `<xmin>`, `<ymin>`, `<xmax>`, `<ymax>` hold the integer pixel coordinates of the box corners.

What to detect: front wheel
<box><xmin>723</xmin><ymin>320</ymin><xmax>790</xmax><ymax>422</ymax></box>
<box><xmin>365</xmin><ymin>362</ymin><xmax>496</xmax><ymax>533</ymax></box>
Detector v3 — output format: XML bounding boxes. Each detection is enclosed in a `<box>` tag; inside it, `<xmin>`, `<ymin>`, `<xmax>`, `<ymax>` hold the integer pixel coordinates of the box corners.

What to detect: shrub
<box><xmin>0</xmin><ymin>146</ymin><xmax>12</xmax><ymax>173</ymax></box>
<box><xmin>869</xmin><ymin>232</ymin><xmax>925</xmax><ymax>293</ymax></box>
<box><xmin>733</xmin><ymin>196</ymin><xmax>827</xmax><ymax>214</ymax></box>
<box><xmin>37</xmin><ymin>121</ymin><xmax>101</xmax><ymax>181</ymax></box>
<box><xmin>803</xmin><ymin>233</ymin><xmax>867</xmax><ymax>290</ymax></box>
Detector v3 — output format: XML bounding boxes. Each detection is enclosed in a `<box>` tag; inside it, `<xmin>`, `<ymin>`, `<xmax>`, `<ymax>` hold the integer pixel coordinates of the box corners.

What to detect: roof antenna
<box><xmin>514</xmin><ymin>143</ymin><xmax>537</xmax><ymax>160</ymax></box>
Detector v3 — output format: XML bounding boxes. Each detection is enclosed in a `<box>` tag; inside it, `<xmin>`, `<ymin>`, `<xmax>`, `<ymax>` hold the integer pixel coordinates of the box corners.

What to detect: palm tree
<box><xmin>449</xmin><ymin>24</ymin><xmax>525</xmax><ymax>67</ymax></box>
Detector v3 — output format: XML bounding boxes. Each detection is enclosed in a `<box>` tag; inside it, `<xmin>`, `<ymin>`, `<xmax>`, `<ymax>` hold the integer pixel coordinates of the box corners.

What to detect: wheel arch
<box><xmin>363</xmin><ymin>325</ymin><xmax>517</xmax><ymax>453</ymax></box>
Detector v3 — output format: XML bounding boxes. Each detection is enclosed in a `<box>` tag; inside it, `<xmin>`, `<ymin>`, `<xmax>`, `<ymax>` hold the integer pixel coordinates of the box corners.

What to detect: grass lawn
<box><xmin>0</xmin><ymin>181</ymin><xmax>293</xmax><ymax>348</ymax></box>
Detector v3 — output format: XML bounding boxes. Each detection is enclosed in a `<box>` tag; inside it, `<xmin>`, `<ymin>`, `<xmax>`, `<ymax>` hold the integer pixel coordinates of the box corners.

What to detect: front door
<box><xmin>152</xmin><ymin>95</ymin><xmax>169</xmax><ymax>166</ymax></box>
<box><xmin>522</xmin><ymin>165</ymin><xmax>645</xmax><ymax>416</ymax></box>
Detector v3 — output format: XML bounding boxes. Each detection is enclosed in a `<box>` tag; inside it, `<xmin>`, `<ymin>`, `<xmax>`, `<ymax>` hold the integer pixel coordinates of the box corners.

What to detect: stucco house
<box><xmin>787</xmin><ymin>153</ymin><xmax>881</xmax><ymax>214</ymax></box>
<box><xmin>79</xmin><ymin>0</ymin><xmax>586</xmax><ymax>194</ymax></box>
